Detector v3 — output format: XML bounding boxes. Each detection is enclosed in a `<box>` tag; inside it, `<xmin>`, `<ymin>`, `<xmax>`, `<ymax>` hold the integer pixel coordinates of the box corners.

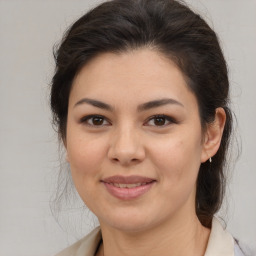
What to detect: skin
<box><xmin>65</xmin><ymin>48</ymin><xmax>226</xmax><ymax>256</ymax></box>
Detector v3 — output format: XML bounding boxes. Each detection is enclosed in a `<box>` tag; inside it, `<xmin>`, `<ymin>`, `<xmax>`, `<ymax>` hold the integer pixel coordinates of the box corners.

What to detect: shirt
<box><xmin>55</xmin><ymin>217</ymin><xmax>245</xmax><ymax>256</ymax></box>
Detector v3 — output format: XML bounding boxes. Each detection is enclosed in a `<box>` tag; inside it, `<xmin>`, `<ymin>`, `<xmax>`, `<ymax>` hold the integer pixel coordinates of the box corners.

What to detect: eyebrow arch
<box><xmin>137</xmin><ymin>98</ymin><xmax>184</xmax><ymax>112</ymax></box>
<box><xmin>74</xmin><ymin>98</ymin><xmax>114</xmax><ymax>111</ymax></box>
<box><xmin>74</xmin><ymin>97</ymin><xmax>184</xmax><ymax>112</ymax></box>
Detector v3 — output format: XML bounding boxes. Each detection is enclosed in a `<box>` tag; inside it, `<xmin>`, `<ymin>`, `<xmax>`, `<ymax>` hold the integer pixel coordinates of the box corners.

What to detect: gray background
<box><xmin>0</xmin><ymin>0</ymin><xmax>255</xmax><ymax>255</ymax></box>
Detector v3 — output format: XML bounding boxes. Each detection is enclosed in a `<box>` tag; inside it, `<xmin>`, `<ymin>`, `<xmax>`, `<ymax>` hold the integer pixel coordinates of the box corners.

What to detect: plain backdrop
<box><xmin>0</xmin><ymin>0</ymin><xmax>255</xmax><ymax>255</ymax></box>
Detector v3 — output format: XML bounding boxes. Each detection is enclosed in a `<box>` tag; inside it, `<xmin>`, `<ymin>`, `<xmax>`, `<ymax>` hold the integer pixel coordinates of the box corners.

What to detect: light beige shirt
<box><xmin>55</xmin><ymin>217</ymin><xmax>243</xmax><ymax>256</ymax></box>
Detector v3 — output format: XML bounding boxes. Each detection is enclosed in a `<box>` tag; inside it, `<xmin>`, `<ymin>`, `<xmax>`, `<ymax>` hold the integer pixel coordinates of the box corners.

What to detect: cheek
<box><xmin>66</xmin><ymin>133</ymin><xmax>108</xmax><ymax>207</ymax></box>
<box><xmin>148</xmin><ymin>136</ymin><xmax>202</xmax><ymax>213</ymax></box>
<box><xmin>67</xmin><ymin>132</ymin><xmax>107</xmax><ymax>178</ymax></box>
<box><xmin>150</xmin><ymin>134</ymin><xmax>202</xmax><ymax>187</ymax></box>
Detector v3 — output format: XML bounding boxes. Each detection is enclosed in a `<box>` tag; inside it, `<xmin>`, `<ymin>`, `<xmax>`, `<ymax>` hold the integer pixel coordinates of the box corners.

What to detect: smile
<box><xmin>109</xmin><ymin>182</ymin><xmax>148</xmax><ymax>188</ymax></box>
<box><xmin>101</xmin><ymin>175</ymin><xmax>156</xmax><ymax>200</ymax></box>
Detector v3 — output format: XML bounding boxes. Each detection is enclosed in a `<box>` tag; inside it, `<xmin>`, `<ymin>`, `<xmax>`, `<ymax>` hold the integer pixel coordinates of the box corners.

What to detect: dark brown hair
<box><xmin>51</xmin><ymin>0</ymin><xmax>232</xmax><ymax>228</ymax></box>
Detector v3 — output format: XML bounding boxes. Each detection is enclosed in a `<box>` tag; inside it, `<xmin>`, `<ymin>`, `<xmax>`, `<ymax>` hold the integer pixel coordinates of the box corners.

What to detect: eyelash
<box><xmin>80</xmin><ymin>115</ymin><xmax>111</xmax><ymax>127</ymax></box>
<box><xmin>145</xmin><ymin>115</ymin><xmax>177</xmax><ymax>127</ymax></box>
<box><xmin>80</xmin><ymin>114</ymin><xmax>177</xmax><ymax>128</ymax></box>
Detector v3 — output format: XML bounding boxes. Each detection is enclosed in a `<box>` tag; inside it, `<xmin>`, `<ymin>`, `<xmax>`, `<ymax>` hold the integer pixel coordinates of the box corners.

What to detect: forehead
<box><xmin>69</xmin><ymin>48</ymin><xmax>197</xmax><ymax>110</ymax></box>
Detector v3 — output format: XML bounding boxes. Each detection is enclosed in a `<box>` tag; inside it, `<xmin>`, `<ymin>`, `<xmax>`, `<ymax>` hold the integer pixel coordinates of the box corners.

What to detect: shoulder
<box><xmin>54</xmin><ymin>226</ymin><xmax>101</xmax><ymax>256</ymax></box>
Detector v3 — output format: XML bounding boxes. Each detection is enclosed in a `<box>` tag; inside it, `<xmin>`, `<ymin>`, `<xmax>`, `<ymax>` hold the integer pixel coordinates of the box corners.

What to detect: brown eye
<box><xmin>80</xmin><ymin>115</ymin><xmax>110</xmax><ymax>127</ymax></box>
<box><xmin>91</xmin><ymin>116</ymin><xmax>104</xmax><ymax>125</ymax></box>
<box><xmin>146</xmin><ymin>115</ymin><xmax>176</xmax><ymax>127</ymax></box>
<box><xmin>154</xmin><ymin>117</ymin><xmax>166</xmax><ymax>126</ymax></box>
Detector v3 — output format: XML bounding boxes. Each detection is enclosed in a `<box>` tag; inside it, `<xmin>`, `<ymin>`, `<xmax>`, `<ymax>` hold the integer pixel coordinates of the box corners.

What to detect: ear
<box><xmin>201</xmin><ymin>107</ymin><xmax>226</xmax><ymax>163</ymax></box>
<box><xmin>66</xmin><ymin>153</ymin><xmax>70</xmax><ymax>163</ymax></box>
<box><xmin>62</xmin><ymin>137</ymin><xmax>70</xmax><ymax>163</ymax></box>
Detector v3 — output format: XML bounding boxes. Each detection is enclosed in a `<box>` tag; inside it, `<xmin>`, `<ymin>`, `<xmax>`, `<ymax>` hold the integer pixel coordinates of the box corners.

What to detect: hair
<box><xmin>50</xmin><ymin>0</ymin><xmax>233</xmax><ymax>228</ymax></box>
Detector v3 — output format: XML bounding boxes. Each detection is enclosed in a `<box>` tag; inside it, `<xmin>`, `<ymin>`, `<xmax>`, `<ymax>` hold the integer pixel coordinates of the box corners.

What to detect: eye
<box><xmin>80</xmin><ymin>115</ymin><xmax>111</xmax><ymax>127</ymax></box>
<box><xmin>145</xmin><ymin>115</ymin><xmax>176</xmax><ymax>127</ymax></box>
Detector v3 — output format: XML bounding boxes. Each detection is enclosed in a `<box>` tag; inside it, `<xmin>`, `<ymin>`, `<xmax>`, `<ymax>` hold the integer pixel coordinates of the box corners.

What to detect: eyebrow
<box><xmin>74</xmin><ymin>98</ymin><xmax>114</xmax><ymax>111</ymax></box>
<box><xmin>137</xmin><ymin>98</ymin><xmax>184</xmax><ymax>112</ymax></box>
<box><xmin>74</xmin><ymin>97</ymin><xmax>184</xmax><ymax>111</ymax></box>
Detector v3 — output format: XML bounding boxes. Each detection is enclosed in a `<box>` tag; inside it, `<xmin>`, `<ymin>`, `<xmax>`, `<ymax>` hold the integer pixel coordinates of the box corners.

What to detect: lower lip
<box><xmin>102</xmin><ymin>182</ymin><xmax>155</xmax><ymax>200</ymax></box>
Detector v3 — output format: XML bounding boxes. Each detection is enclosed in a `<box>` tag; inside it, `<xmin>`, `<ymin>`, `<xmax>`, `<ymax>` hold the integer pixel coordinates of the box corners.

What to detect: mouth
<box><xmin>107</xmin><ymin>182</ymin><xmax>150</xmax><ymax>188</ymax></box>
<box><xmin>101</xmin><ymin>175</ymin><xmax>156</xmax><ymax>200</ymax></box>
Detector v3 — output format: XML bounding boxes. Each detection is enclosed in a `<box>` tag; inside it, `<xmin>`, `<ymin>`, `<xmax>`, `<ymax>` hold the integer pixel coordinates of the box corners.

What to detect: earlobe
<box><xmin>62</xmin><ymin>137</ymin><xmax>69</xmax><ymax>162</ymax></box>
<box><xmin>201</xmin><ymin>108</ymin><xmax>226</xmax><ymax>163</ymax></box>
<box><xmin>66</xmin><ymin>154</ymin><xmax>70</xmax><ymax>162</ymax></box>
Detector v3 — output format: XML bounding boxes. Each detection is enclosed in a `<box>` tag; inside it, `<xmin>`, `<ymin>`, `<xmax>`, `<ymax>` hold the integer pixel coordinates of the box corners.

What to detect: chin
<box><xmin>98</xmin><ymin>208</ymin><xmax>166</xmax><ymax>234</ymax></box>
<box><xmin>109</xmin><ymin>219</ymin><xmax>152</xmax><ymax>233</ymax></box>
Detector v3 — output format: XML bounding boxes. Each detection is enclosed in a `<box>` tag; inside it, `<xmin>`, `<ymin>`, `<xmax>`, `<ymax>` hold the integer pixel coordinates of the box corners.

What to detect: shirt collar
<box><xmin>76</xmin><ymin>226</ymin><xmax>101</xmax><ymax>256</ymax></box>
<box><xmin>204</xmin><ymin>217</ymin><xmax>234</xmax><ymax>256</ymax></box>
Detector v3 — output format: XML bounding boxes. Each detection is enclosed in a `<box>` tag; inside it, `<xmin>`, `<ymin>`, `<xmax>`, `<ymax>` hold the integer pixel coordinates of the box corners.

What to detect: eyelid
<box><xmin>80</xmin><ymin>114</ymin><xmax>111</xmax><ymax>127</ymax></box>
<box><xmin>79</xmin><ymin>114</ymin><xmax>177</xmax><ymax>128</ymax></box>
<box><xmin>144</xmin><ymin>114</ymin><xmax>177</xmax><ymax>127</ymax></box>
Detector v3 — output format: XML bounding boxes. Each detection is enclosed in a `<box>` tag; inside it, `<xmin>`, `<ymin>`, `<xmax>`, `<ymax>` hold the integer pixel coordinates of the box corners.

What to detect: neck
<box><xmin>98</xmin><ymin>213</ymin><xmax>210</xmax><ymax>256</ymax></box>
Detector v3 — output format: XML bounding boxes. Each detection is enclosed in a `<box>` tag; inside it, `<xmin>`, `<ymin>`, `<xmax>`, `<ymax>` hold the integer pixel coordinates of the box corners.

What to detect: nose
<box><xmin>107</xmin><ymin>125</ymin><xmax>145</xmax><ymax>166</ymax></box>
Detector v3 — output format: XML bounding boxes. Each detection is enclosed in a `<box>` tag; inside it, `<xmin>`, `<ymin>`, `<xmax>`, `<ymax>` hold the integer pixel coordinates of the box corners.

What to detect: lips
<box><xmin>110</xmin><ymin>183</ymin><xmax>148</xmax><ymax>188</ymax></box>
<box><xmin>101</xmin><ymin>175</ymin><xmax>156</xmax><ymax>200</ymax></box>
<box><xmin>102</xmin><ymin>175</ymin><xmax>155</xmax><ymax>184</ymax></box>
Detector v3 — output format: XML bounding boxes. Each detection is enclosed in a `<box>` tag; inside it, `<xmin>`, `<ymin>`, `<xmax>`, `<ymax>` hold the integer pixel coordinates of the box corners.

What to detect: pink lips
<box><xmin>101</xmin><ymin>175</ymin><xmax>156</xmax><ymax>200</ymax></box>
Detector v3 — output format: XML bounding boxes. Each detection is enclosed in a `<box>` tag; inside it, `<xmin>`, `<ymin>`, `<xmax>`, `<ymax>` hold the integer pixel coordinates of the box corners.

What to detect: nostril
<box><xmin>111</xmin><ymin>157</ymin><xmax>139</xmax><ymax>164</ymax></box>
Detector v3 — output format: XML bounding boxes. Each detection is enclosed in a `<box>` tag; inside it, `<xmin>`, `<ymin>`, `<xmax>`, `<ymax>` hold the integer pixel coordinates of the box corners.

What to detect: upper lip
<box><xmin>101</xmin><ymin>175</ymin><xmax>156</xmax><ymax>184</ymax></box>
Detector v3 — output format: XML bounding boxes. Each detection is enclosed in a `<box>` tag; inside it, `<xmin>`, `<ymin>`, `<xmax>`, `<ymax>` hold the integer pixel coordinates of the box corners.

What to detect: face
<box><xmin>66</xmin><ymin>49</ymin><xmax>208</xmax><ymax>233</ymax></box>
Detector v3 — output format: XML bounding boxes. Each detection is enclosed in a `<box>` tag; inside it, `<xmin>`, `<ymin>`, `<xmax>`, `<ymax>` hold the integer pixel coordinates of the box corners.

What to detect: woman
<box><xmin>51</xmin><ymin>0</ymin><xmax>245</xmax><ymax>255</ymax></box>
